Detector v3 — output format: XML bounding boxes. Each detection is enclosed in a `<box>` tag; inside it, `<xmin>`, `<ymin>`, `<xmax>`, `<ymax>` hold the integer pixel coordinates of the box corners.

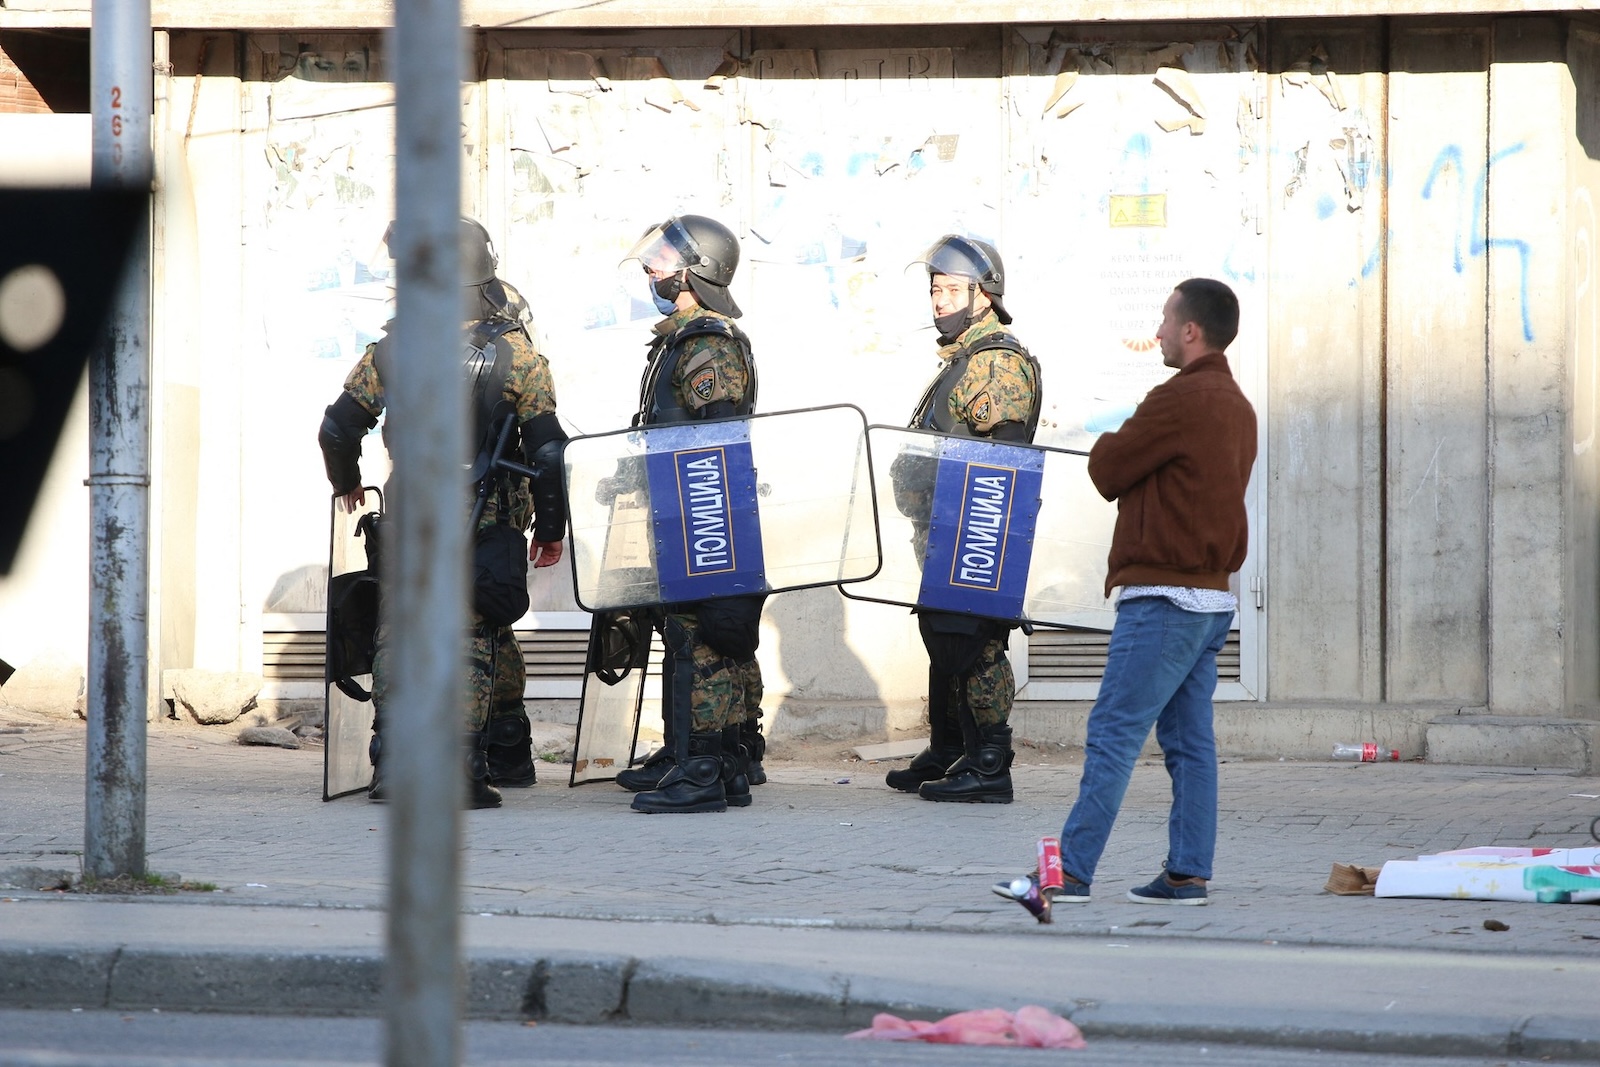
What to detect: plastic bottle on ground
<box><xmin>1331</xmin><ymin>742</ymin><xmax>1400</xmax><ymax>762</ymax></box>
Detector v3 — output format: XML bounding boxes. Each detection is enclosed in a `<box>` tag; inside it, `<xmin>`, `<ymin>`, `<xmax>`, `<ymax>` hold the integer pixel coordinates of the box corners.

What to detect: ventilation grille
<box><xmin>1026</xmin><ymin>629</ymin><xmax>1240</xmax><ymax>684</ymax></box>
<box><xmin>265</xmin><ymin>628</ymin><xmax>1240</xmax><ymax>687</ymax></box>
<box><xmin>517</xmin><ymin>629</ymin><xmax>589</xmax><ymax>679</ymax></box>
<box><xmin>262</xmin><ymin>629</ymin><xmax>592</xmax><ymax>682</ymax></box>
<box><xmin>262</xmin><ymin>631</ymin><xmax>325</xmax><ymax>681</ymax></box>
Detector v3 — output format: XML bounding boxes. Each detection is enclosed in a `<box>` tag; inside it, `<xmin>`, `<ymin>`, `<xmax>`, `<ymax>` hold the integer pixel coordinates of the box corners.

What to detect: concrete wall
<box><xmin>1567</xmin><ymin>23</ymin><xmax>1600</xmax><ymax>721</ymax></box>
<box><xmin>1257</xmin><ymin>17</ymin><xmax>1600</xmax><ymax>758</ymax></box>
<box><xmin>0</xmin><ymin>1</ymin><xmax>1580</xmax><ymax>32</ymax></box>
<box><xmin>7</xmin><ymin>14</ymin><xmax>1600</xmax><ymax>765</ymax></box>
<box><xmin>1262</xmin><ymin>21</ymin><xmax>1387</xmax><ymax>705</ymax></box>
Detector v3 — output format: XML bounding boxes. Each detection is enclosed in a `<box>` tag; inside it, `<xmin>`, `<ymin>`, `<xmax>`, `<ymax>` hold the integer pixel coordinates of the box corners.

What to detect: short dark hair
<box><xmin>1173</xmin><ymin>278</ymin><xmax>1239</xmax><ymax>350</ymax></box>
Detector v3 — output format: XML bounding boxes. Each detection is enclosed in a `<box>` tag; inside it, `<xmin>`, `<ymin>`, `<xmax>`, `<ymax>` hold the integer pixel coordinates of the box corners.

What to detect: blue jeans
<box><xmin>1059</xmin><ymin>596</ymin><xmax>1234</xmax><ymax>884</ymax></box>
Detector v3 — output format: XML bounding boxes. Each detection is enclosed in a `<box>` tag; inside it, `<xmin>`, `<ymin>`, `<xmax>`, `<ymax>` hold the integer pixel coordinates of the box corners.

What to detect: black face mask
<box><xmin>652</xmin><ymin>272</ymin><xmax>686</xmax><ymax>314</ymax></box>
<box><xmin>934</xmin><ymin>307</ymin><xmax>974</xmax><ymax>345</ymax></box>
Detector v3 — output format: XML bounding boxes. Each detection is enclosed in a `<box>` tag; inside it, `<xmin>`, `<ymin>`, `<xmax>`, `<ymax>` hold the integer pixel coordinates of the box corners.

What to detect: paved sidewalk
<box><xmin>2</xmin><ymin>714</ymin><xmax>1599</xmax><ymax>1059</ymax></box>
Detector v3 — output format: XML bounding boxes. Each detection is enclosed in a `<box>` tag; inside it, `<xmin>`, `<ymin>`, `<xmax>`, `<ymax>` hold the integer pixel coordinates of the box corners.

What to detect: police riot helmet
<box><xmin>911</xmin><ymin>234</ymin><xmax>1011</xmax><ymax>324</ymax></box>
<box><xmin>623</xmin><ymin>214</ymin><xmax>742</xmax><ymax>318</ymax></box>
<box><xmin>381</xmin><ymin>216</ymin><xmax>500</xmax><ymax>287</ymax></box>
<box><xmin>460</xmin><ymin>216</ymin><xmax>498</xmax><ymax>286</ymax></box>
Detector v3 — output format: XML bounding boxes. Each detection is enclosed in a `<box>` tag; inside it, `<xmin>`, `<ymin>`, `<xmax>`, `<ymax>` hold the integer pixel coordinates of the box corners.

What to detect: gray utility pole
<box><xmin>85</xmin><ymin>0</ymin><xmax>152</xmax><ymax>881</ymax></box>
<box><xmin>386</xmin><ymin>1</ymin><xmax>468</xmax><ymax>1065</ymax></box>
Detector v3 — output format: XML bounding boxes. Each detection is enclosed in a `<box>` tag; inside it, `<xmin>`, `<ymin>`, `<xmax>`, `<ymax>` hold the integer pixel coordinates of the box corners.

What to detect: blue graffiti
<box><xmin>1120</xmin><ymin>133</ymin><xmax>1153</xmax><ymax>194</ymax></box>
<box><xmin>1316</xmin><ymin>193</ymin><xmax>1337</xmax><ymax>221</ymax></box>
<box><xmin>1421</xmin><ymin>141</ymin><xmax>1534</xmax><ymax>342</ymax></box>
<box><xmin>1360</xmin><ymin>229</ymin><xmax>1388</xmax><ymax>281</ymax></box>
<box><xmin>1421</xmin><ymin>145</ymin><xmax>1470</xmax><ymax>271</ymax></box>
<box><xmin>1221</xmin><ymin>238</ymin><xmax>1256</xmax><ymax>284</ymax></box>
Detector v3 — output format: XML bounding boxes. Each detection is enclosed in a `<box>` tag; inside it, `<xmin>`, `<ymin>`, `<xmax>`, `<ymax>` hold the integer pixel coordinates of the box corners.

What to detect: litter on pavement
<box><xmin>846</xmin><ymin>1005</ymin><xmax>1086</xmax><ymax>1049</ymax></box>
<box><xmin>1373</xmin><ymin>846</ymin><xmax>1600</xmax><ymax>904</ymax></box>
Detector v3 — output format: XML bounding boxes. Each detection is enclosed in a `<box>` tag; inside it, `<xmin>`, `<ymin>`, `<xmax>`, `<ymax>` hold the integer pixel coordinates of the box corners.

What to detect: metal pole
<box><xmin>85</xmin><ymin>0</ymin><xmax>153</xmax><ymax>881</ymax></box>
<box><xmin>386</xmin><ymin>1</ymin><xmax>466</xmax><ymax>1065</ymax></box>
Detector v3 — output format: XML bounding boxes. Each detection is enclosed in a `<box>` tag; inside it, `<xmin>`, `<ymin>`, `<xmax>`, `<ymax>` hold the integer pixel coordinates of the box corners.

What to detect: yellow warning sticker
<box><xmin>1109</xmin><ymin>194</ymin><xmax>1167</xmax><ymax>228</ymax></box>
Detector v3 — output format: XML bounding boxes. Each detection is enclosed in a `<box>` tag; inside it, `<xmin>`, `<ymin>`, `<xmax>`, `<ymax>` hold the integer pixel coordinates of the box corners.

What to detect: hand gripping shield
<box><xmin>842</xmin><ymin>427</ymin><xmax>1117</xmax><ymax>631</ymax></box>
<box><xmin>323</xmin><ymin>487</ymin><xmax>384</xmax><ymax>800</ymax></box>
<box><xmin>563</xmin><ymin>404</ymin><xmax>881</xmax><ymax>611</ymax></box>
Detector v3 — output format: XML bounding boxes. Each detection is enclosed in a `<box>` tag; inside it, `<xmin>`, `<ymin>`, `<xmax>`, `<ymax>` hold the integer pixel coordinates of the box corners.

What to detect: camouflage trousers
<box><xmin>370</xmin><ymin>615</ymin><xmax>526</xmax><ymax>734</ymax></box>
<box><xmin>736</xmin><ymin>656</ymin><xmax>763</xmax><ymax>726</ymax></box>
<box><xmin>930</xmin><ymin>636</ymin><xmax>1014</xmax><ymax>729</ymax></box>
<box><xmin>663</xmin><ymin>611</ymin><xmax>745</xmax><ymax>734</ymax></box>
<box><xmin>468</xmin><ymin>620</ymin><xmax>527</xmax><ymax>733</ymax></box>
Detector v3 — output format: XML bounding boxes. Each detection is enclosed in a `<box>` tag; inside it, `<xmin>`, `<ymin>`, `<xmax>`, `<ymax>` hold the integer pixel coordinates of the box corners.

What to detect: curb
<box><xmin>3</xmin><ymin>947</ymin><xmax>1597</xmax><ymax>1062</ymax></box>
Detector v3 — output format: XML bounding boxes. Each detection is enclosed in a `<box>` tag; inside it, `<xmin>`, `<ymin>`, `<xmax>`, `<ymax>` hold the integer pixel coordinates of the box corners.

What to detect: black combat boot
<box><xmin>485</xmin><ymin>715</ymin><xmax>536</xmax><ymax>788</ymax></box>
<box><xmin>615</xmin><ymin>746</ymin><xmax>674</xmax><ymax>792</ymax></box>
<box><xmin>885</xmin><ymin>744</ymin><xmax>963</xmax><ymax>792</ymax></box>
<box><xmin>886</xmin><ymin>681</ymin><xmax>960</xmax><ymax>792</ymax></box>
<box><xmin>630</xmin><ymin>732</ymin><xmax>727</xmax><ymax>814</ymax></box>
<box><xmin>721</xmin><ymin>725</ymin><xmax>752</xmax><ymax>808</ymax></box>
<box><xmin>366</xmin><ymin>728</ymin><xmax>387</xmax><ymax>802</ymax></box>
<box><xmin>918</xmin><ymin>723</ymin><xmax>1014</xmax><ymax>804</ymax></box>
<box><xmin>740</xmin><ymin>715</ymin><xmax>767</xmax><ymax>786</ymax></box>
<box><xmin>466</xmin><ymin>739</ymin><xmax>503</xmax><ymax>810</ymax></box>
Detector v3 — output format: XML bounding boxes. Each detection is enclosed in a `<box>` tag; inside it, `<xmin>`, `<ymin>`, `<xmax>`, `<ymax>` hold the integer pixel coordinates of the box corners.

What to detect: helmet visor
<box><xmin>908</xmin><ymin>234</ymin><xmax>1000</xmax><ymax>285</ymax></box>
<box><xmin>621</xmin><ymin>218</ymin><xmax>704</xmax><ymax>275</ymax></box>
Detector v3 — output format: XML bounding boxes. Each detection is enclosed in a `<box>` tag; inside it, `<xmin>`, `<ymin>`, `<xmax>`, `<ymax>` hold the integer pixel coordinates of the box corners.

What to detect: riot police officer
<box><xmin>608</xmin><ymin>214</ymin><xmax>766</xmax><ymax>814</ymax></box>
<box><xmin>318</xmin><ymin>216</ymin><xmax>567</xmax><ymax>809</ymax></box>
<box><xmin>886</xmin><ymin>234</ymin><xmax>1042</xmax><ymax>803</ymax></box>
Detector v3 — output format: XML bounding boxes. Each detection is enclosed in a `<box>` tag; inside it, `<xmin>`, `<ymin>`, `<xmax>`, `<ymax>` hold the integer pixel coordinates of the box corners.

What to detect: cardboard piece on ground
<box><xmin>1325</xmin><ymin>862</ymin><xmax>1382</xmax><ymax>895</ymax></box>
<box><xmin>854</xmin><ymin>738</ymin><xmax>928</xmax><ymax>762</ymax></box>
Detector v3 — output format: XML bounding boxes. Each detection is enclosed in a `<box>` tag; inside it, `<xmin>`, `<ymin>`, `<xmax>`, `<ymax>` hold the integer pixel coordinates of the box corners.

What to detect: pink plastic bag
<box><xmin>846</xmin><ymin>1005</ymin><xmax>1087</xmax><ymax>1049</ymax></box>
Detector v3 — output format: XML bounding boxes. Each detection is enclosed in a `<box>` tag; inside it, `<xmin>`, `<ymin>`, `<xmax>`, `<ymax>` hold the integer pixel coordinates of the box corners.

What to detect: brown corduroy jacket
<box><xmin>1087</xmin><ymin>352</ymin><xmax>1257</xmax><ymax>597</ymax></box>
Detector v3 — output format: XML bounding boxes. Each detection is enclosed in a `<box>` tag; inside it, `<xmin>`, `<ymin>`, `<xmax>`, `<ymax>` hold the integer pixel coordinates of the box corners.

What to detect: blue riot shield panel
<box><xmin>323</xmin><ymin>487</ymin><xmax>383</xmax><ymax>801</ymax></box>
<box><xmin>563</xmin><ymin>405</ymin><xmax>881</xmax><ymax>612</ymax></box>
<box><xmin>843</xmin><ymin>427</ymin><xmax>1117</xmax><ymax>631</ymax></box>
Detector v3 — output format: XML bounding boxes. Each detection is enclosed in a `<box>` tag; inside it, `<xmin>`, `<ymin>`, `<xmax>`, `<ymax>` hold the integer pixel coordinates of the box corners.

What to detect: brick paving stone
<box><xmin>2</xmin><ymin>718</ymin><xmax>1599</xmax><ymax>952</ymax></box>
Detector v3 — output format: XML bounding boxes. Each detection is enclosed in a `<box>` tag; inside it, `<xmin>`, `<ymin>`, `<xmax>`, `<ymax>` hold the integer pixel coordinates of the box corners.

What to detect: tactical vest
<box><xmin>909</xmin><ymin>331</ymin><xmax>1043</xmax><ymax>441</ymax></box>
<box><xmin>370</xmin><ymin>315</ymin><xmax>525</xmax><ymax>464</ymax></box>
<box><xmin>464</xmin><ymin>318</ymin><xmax>525</xmax><ymax>452</ymax></box>
<box><xmin>635</xmin><ymin>315</ymin><xmax>758</xmax><ymax>427</ymax></box>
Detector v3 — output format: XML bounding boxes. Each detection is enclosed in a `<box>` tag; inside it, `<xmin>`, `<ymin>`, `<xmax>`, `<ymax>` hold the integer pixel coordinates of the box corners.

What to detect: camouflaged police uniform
<box><xmin>657</xmin><ymin>306</ymin><xmax>750</xmax><ymax>420</ymax></box>
<box><xmin>933</xmin><ymin>310</ymin><xmax>1035</xmax><ymax>728</ymax></box>
<box><xmin>354</xmin><ymin>325</ymin><xmax>558</xmax><ymax>735</ymax></box>
<box><xmin>939</xmin><ymin>314</ymin><xmax>1038</xmax><ymax>441</ymax></box>
<box><xmin>652</xmin><ymin>306</ymin><xmax>753</xmax><ymax>735</ymax></box>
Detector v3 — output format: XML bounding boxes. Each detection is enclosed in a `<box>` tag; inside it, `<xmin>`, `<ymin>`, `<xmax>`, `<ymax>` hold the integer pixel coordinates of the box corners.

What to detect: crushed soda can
<box><xmin>1037</xmin><ymin>836</ymin><xmax>1065</xmax><ymax>895</ymax></box>
<box><xmin>991</xmin><ymin>873</ymin><xmax>1053</xmax><ymax>924</ymax></box>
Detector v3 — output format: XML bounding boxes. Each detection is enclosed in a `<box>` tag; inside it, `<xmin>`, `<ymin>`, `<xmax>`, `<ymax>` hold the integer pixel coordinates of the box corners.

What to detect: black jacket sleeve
<box><xmin>318</xmin><ymin>392</ymin><xmax>379</xmax><ymax>495</ymax></box>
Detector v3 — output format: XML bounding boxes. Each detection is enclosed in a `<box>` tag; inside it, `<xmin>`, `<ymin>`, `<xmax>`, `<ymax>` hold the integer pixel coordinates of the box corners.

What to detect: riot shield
<box><xmin>563</xmin><ymin>404</ymin><xmax>881</xmax><ymax>611</ymax></box>
<box><xmin>323</xmin><ymin>487</ymin><xmax>383</xmax><ymax>801</ymax></box>
<box><xmin>568</xmin><ymin>610</ymin><xmax>661</xmax><ymax>786</ymax></box>
<box><xmin>842</xmin><ymin>427</ymin><xmax>1116</xmax><ymax>631</ymax></box>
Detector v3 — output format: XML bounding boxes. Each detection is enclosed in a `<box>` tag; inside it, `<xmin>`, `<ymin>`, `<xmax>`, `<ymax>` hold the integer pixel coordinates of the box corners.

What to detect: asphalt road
<box><xmin>0</xmin><ymin>1010</ymin><xmax>1573</xmax><ymax>1067</ymax></box>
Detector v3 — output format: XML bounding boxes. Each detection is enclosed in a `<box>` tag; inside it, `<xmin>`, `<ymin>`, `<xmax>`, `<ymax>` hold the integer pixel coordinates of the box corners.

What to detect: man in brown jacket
<box><xmin>1032</xmin><ymin>277</ymin><xmax>1256</xmax><ymax>908</ymax></box>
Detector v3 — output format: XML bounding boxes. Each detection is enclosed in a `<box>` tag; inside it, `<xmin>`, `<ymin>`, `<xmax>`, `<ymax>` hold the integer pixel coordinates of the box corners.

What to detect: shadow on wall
<box><xmin>764</xmin><ymin>585</ymin><xmax>884</xmax><ymax>743</ymax></box>
<box><xmin>265</xmin><ymin>564</ymin><xmax>329</xmax><ymax>614</ymax></box>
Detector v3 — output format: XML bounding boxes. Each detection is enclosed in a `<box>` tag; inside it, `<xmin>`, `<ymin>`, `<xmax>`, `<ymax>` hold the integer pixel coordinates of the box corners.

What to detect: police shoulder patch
<box><xmin>690</xmin><ymin>367</ymin><xmax>717</xmax><ymax>402</ymax></box>
<box><xmin>967</xmin><ymin>391</ymin><xmax>994</xmax><ymax>428</ymax></box>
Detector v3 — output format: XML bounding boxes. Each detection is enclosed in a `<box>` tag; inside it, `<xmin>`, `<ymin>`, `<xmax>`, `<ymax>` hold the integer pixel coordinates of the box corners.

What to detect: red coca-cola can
<box><xmin>1037</xmin><ymin>836</ymin><xmax>1064</xmax><ymax>897</ymax></box>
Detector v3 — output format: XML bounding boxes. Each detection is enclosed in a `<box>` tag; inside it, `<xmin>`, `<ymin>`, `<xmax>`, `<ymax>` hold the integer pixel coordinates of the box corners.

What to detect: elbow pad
<box><xmin>521</xmin><ymin>412</ymin><xmax>569</xmax><ymax>543</ymax></box>
<box><xmin>698</xmin><ymin>399</ymin><xmax>737</xmax><ymax>420</ymax></box>
<box><xmin>318</xmin><ymin>392</ymin><xmax>378</xmax><ymax>495</ymax></box>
